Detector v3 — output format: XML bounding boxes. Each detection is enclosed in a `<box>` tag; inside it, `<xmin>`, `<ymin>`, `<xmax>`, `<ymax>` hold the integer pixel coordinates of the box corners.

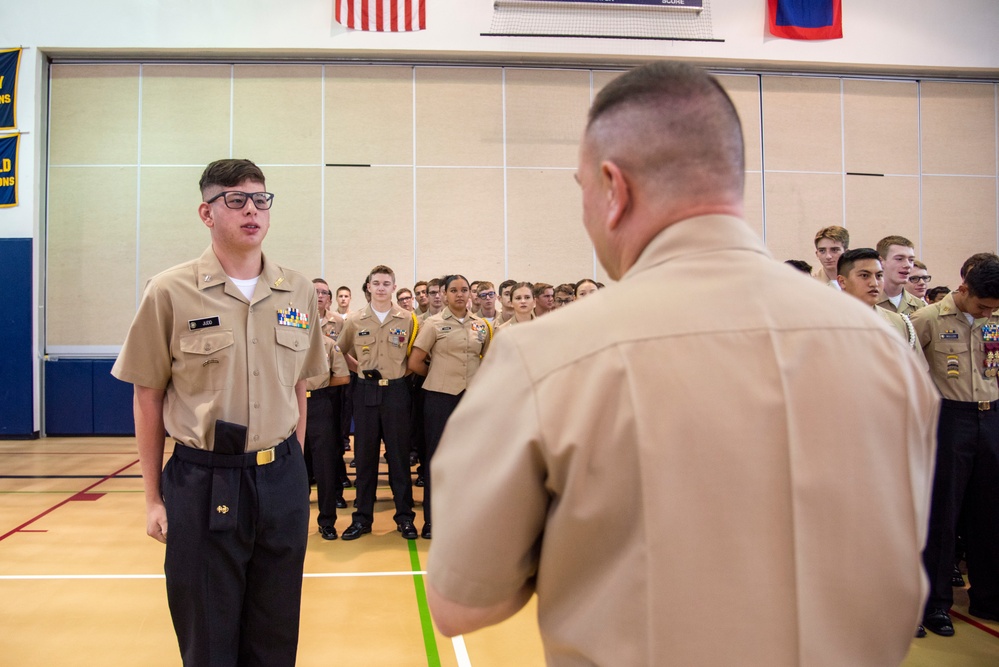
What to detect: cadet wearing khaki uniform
<box><xmin>112</xmin><ymin>159</ymin><xmax>326</xmax><ymax>667</ymax></box>
<box><xmin>877</xmin><ymin>288</ymin><xmax>926</xmax><ymax>317</ymax></box>
<box><xmin>911</xmin><ymin>273</ymin><xmax>999</xmax><ymax>635</ymax></box>
<box><xmin>337</xmin><ymin>276</ymin><xmax>419</xmax><ymax>540</ymax></box>
<box><xmin>409</xmin><ymin>305</ymin><xmax>491</xmax><ymax>538</ymax></box>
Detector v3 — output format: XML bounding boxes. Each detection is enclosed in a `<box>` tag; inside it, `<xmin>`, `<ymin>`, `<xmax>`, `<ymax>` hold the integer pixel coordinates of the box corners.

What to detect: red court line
<box><xmin>0</xmin><ymin>459</ymin><xmax>139</xmax><ymax>542</ymax></box>
<box><xmin>951</xmin><ymin>610</ymin><xmax>999</xmax><ymax>639</ymax></box>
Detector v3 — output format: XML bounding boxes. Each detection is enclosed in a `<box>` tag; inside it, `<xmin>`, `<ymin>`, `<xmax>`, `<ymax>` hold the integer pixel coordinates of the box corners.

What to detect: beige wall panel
<box><xmin>47</xmin><ymin>167</ymin><xmax>137</xmax><ymax>347</ymax></box>
<box><xmin>232</xmin><ymin>65</ymin><xmax>322</xmax><ymax>165</ymax></box>
<box><xmin>49</xmin><ymin>65</ymin><xmax>139</xmax><ymax>165</ymax></box>
<box><xmin>717</xmin><ymin>74</ymin><xmax>763</xmax><ymax>174</ymax></box>
<box><xmin>507</xmin><ymin>169</ymin><xmax>590</xmax><ymax>285</ymax></box>
<box><xmin>921</xmin><ymin>82</ymin><xmax>997</xmax><ymax>176</ymax></box>
<box><xmin>763</xmin><ymin>172</ymin><xmax>843</xmax><ymax>262</ymax></box>
<box><xmin>844</xmin><ymin>175</ymin><xmax>920</xmax><ymax>252</ymax></box>
<box><xmin>505</xmin><ymin>69</ymin><xmax>590</xmax><ymax>169</ymax></box>
<box><xmin>140</xmin><ymin>65</ymin><xmax>232</xmax><ymax>165</ymax></box>
<box><xmin>922</xmin><ymin>176</ymin><xmax>998</xmax><ymax>288</ymax></box>
<box><xmin>762</xmin><ymin>76</ymin><xmax>842</xmax><ymax>173</ymax></box>
<box><xmin>259</xmin><ymin>166</ymin><xmax>324</xmax><ymax>279</ymax></box>
<box><xmin>592</xmin><ymin>70</ymin><xmax>626</xmax><ymax>97</ymax></box>
<box><xmin>415</xmin><ymin>168</ymin><xmax>503</xmax><ymax>282</ymax></box>
<box><xmin>326</xmin><ymin>65</ymin><xmax>413</xmax><ymax>166</ymax></box>
<box><xmin>843</xmin><ymin>79</ymin><xmax>918</xmax><ymax>176</ymax></box>
<box><xmin>415</xmin><ymin>68</ymin><xmax>502</xmax><ymax>167</ymax></box>
<box><xmin>744</xmin><ymin>172</ymin><xmax>764</xmax><ymax>241</ymax></box>
<box><xmin>325</xmin><ymin>167</ymin><xmax>414</xmax><ymax>294</ymax></box>
<box><xmin>137</xmin><ymin>167</ymin><xmax>211</xmax><ymax>288</ymax></box>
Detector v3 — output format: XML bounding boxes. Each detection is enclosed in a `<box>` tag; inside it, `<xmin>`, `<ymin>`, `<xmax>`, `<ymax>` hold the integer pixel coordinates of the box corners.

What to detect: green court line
<box><xmin>408</xmin><ymin>540</ymin><xmax>441</xmax><ymax>667</ymax></box>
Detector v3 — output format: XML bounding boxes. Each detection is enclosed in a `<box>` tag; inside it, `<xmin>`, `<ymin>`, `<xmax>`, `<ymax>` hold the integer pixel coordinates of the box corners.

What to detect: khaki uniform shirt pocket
<box><xmin>275</xmin><ymin>327</ymin><xmax>311</xmax><ymax>387</ymax></box>
<box><xmin>177</xmin><ymin>329</ymin><xmax>236</xmax><ymax>393</ymax></box>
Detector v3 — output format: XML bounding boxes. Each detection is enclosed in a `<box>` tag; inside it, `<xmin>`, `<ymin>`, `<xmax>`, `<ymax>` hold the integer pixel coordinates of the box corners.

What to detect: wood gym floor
<box><xmin>1</xmin><ymin>438</ymin><xmax>997</xmax><ymax>666</ymax></box>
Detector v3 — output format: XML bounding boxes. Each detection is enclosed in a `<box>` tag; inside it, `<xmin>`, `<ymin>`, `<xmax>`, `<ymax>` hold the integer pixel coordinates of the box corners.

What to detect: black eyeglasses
<box><xmin>478</xmin><ymin>291</ymin><xmax>496</xmax><ymax>299</ymax></box>
<box><xmin>315</xmin><ymin>289</ymin><xmax>332</xmax><ymax>296</ymax></box>
<box><xmin>908</xmin><ymin>275</ymin><xmax>932</xmax><ymax>284</ymax></box>
<box><xmin>398</xmin><ymin>296</ymin><xmax>413</xmax><ymax>302</ymax></box>
<box><xmin>555</xmin><ymin>298</ymin><xmax>574</xmax><ymax>306</ymax></box>
<box><xmin>205</xmin><ymin>191</ymin><xmax>275</xmax><ymax>210</ymax></box>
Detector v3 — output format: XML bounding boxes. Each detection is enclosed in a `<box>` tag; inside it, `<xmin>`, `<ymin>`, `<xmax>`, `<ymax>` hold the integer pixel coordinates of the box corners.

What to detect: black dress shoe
<box><xmin>341</xmin><ymin>522</ymin><xmax>371</xmax><ymax>541</ymax></box>
<box><xmin>349</xmin><ymin>459</ymin><xmax>356</xmax><ymax>468</ymax></box>
<box><xmin>409</xmin><ymin>451</ymin><xmax>419</xmax><ymax>466</ymax></box>
<box><xmin>397</xmin><ymin>521</ymin><xmax>418</xmax><ymax>540</ymax></box>
<box><xmin>421</xmin><ymin>523</ymin><xmax>431</xmax><ymax>539</ymax></box>
<box><xmin>320</xmin><ymin>525</ymin><xmax>338</xmax><ymax>541</ymax></box>
<box><xmin>342</xmin><ymin>478</ymin><xmax>353</xmax><ymax>488</ymax></box>
<box><xmin>951</xmin><ymin>565</ymin><xmax>966</xmax><ymax>587</ymax></box>
<box><xmin>335</xmin><ymin>497</ymin><xmax>347</xmax><ymax>509</ymax></box>
<box><xmin>414</xmin><ymin>475</ymin><xmax>424</xmax><ymax>487</ymax></box>
<box><xmin>915</xmin><ymin>625</ymin><xmax>926</xmax><ymax>638</ymax></box>
<box><xmin>923</xmin><ymin>608</ymin><xmax>955</xmax><ymax>636</ymax></box>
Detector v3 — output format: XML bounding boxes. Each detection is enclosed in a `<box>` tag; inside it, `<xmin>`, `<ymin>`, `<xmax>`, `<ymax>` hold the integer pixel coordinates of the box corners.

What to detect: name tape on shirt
<box><xmin>189</xmin><ymin>316</ymin><xmax>221</xmax><ymax>331</ymax></box>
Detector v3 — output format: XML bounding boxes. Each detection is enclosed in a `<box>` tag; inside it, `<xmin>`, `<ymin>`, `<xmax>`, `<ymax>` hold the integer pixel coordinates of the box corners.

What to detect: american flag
<box><xmin>334</xmin><ymin>0</ymin><xmax>426</xmax><ymax>32</ymax></box>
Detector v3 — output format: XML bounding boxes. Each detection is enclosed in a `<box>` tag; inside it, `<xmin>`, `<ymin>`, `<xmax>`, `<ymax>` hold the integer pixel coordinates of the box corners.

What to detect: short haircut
<box><xmin>913</xmin><ymin>260</ymin><xmax>927</xmax><ymax>271</ymax></box>
<box><xmin>587</xmin><ymin>61</ymin><xmax>744</xmax><ymax>198</ymax></box>
<box><xmin>396</xmin><ymin>287</ymin><xmax>412</xmax><ymax>299</ymax></box>
<box><xmin>498</xmin><ymin>279</ymin><xmax>517</xmax><ymax>295</ymax></box>
<box><xmin>533</xmin><ymin>282</ymin><xmax>553</xmax><ymax>298</ymax></box>
<box><xmin>784</xmin><ymin>260</ymin><xmax>813</xmax><ymax>274</ymax></box>
<box><xmin>368</xmin><ymin>264</ymin><xmax>395</xmax><ymax>280</ymax></box>
<box><xmin>837</xmin><ymin>248</ymin><xmax>882</xmax><ymax>278</ymax></box>
<box><xmin>876</xmin><ymin>235</ymin><xmax>914</xmax><ymax>259</ymax></box>
<box><xmin>814</xmin><ymin>226</ymin><xmax>849</xmax><ymax>249</ymax></box>
<box><xmin>199</xmin><ymin>159</ymin><xmax>265</xmax><ymax>195</ymax></box>
<box><xmin>414</xmin><ymin>280</ymin><xmax>428</xmax><ymax>291</ymax></box>
<box><xmin>336</xmin><ymin>286</ymin><xmax>351</xmax><ymax>295</ymax></box>
<box><xmin>555</xmin><ymin>283</ymin><xmax>575</xmax><ymax>297</ymax></box>
<box><xmin>926</xmin><ymin>286</ymin><xmax>951</xmax><ymax>302</ymax></box>
<box><xmin>960</xmin><ymin>252</ymin><xmax>999</xmax><ymax>279</ymax></box>
<box><xmin>427</xmin><ymin>278</ymin><xmax>443</xmax><ymax>290</ymax></box>
<box><xmin>312</xmin><ymin>278</ymin><xmax>329</xmax><ymax>286</ymax></box>
<box><xmin>477</xmin><ymin>280</ymin><xmax>495</xmax><ymax>291</ymax></box>
<box><xmin>963</xmin><ymin>257</ymin><xmax>999</xmax><ymax>300</ymax></box>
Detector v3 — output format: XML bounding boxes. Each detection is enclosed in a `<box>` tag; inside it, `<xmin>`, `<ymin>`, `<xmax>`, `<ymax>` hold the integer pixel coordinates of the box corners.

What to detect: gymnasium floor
<box><xmin>1</xmin><ymin>438</ymin><xmax>997</xmax><ymax>666</ymax></box>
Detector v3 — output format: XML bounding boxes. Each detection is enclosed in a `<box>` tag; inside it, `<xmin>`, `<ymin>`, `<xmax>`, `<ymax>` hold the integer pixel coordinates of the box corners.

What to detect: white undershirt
<box><xmin>228</xmin><ymin>275</ymin><xmax>259</xmax><ymax>301</ymax></box>
<box><xmin>965</xmin><ymin>312</ymin><xmax>976</xmax><ymax>326</ymax></box>
<box><xmin>372</xmin><ymin>306</ymin><xmax>391</xmax><ymax>324</ymax></box>
<box><xmin>887</xmin><ymin>292</ymin><xmax>904</xmax><ymax>309</ymax></box>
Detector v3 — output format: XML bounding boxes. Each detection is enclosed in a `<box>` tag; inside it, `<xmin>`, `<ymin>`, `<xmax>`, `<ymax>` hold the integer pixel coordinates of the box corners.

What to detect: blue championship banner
<box><xmin>0</xmin><ymin>48</ymin><xmax>20</xmax><ymax>130</ymax></box>
<box><xmin>531</xmin><ymin>0</ymin><xmax>703</xmax><ymax>6</ymax></box>
<box><xmin>0</xmin><ymin>134</ymin><xmax>17</xmax><ymax>207</ymax></box>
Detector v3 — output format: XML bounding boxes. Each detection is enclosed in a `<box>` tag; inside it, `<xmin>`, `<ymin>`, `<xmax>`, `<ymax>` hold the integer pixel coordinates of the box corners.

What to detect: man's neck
<box><xmin>479</xmin><ymin>304</ymin><xmax>497</xmax><ymax>317</ymax></box>
<box><xmin>371</xmin><ymin>300</ymin><xmax>393</xmax><ymax>313</ymax></box>
<box><xmin>336</xmin><ymin>306</ymin><xmax>349</xmax><ymax>315</ymax></box>
<box><xmin>429</xmin><ymin>305</ymin><xmax>443</xmax><ymax>315</ymax></box>
<box><xmin>883</xmin><ymin>280</ymin><xmax>905</xmax><ymax>298</ymax></box>
<box><xmin>213</xmin><ymin>244</ymin><xmax>262</xmax><ymax>280</ymax></box>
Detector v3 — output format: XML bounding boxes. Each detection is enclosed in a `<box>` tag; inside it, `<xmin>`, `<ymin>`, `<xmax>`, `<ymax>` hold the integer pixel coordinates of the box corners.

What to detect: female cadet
<box><xmin>408</xmin><ymin>275</ymin><xmax>491</xmax><ymax>539</ymax></box>
<box><xmin>495</xmin><ymin>281</ymin><xmax>536</xmax><ymax>332</ymax></box>
<box><xmin>575</xmin><ymin>278</ymin><xmax>599</xmax><ymax>299</ymax></box>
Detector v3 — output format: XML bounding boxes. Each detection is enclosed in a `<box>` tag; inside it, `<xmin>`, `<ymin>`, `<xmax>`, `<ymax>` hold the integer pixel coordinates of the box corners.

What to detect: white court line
<box><xmin>452</xmin><ymin>635</ymin><xmax>472</xmax><ymax>667</ymax></box>
<box><xmin>0</xmin><ymin>571</ymin><xmax>426</xmax><ymax>581</ymax></box>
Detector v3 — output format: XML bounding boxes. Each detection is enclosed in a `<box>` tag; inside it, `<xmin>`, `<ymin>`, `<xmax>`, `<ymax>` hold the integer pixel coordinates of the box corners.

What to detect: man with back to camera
<box><xmin>877</xmin><ymin>235</ymin><xmax>926</xmax><ymax>315</ymax></box>
<box><xmin>910</xmin><ymin>256</ymin><xmax>999</xmax><ymax>636</ymax></box>
<box><xmin>111</xmin><ymin>159</ymin><xmax>326</xmax><ymax>666</ymax></box>
<box><xmin>425</xmin><ymin>62</ymin><xmax>938</xmax><ymax>666</ymax></box>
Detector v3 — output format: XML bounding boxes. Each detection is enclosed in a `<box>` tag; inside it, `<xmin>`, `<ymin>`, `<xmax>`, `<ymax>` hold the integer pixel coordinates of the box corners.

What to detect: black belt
<box><xmin>356</xmin><ymin>375</ymin><xmax>407</xmax><ymax>387</ymax></box>
<box><xmin>941</xmin><ymin>399</ymin><xmax>998</xmax><ymax>413</ymax></box>
<box><xmin>173</xmin><ymin>437</ymin><xmax>293</xmax><ymax>468</ymax></box>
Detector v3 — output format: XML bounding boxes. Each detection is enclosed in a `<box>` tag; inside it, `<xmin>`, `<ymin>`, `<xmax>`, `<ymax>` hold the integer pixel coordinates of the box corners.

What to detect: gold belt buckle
<box><xmin>378</xmin><ymin>379</ymin><xmax>389</xmax><ymax>387</ymax></box>
<box><xmin>978</xmin><ymin>401</ymin><xmax>991</xmax><ymax>412</ymax></box>
<box><xmin>256</xmin><ymin>447</ymin><xmax>276</xmax><ymax>465</ymax></box>
<box><xmin>306</xmin><ymin>390</ymin><xmax>312</xmax><ymax>398</ymax></box>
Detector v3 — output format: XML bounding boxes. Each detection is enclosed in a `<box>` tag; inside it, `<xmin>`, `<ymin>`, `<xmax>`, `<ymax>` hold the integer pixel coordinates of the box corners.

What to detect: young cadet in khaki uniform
<box><xmin>408</xmin><ymin>275</ymin><xmax>491</xmax><ymax>539</ymax></box>
<box><xmin>426</xmin><ymin>63</ymin><xmax>937</xmax><ymax>667</ymax></box>
<box><xmin>111</xmin><ymin>159</ymin><xmax>326</xmax><ymax>667</ymax></box>
<box><xmin>494</xmin><ymin>281</ymin><xmax>536</xmax><ymax>332</ymax></box>
<box><xmin>877</xmin><ymin>235</ymin><xmax>927</xmax><ymax>315</ymax></box>
<box><xmin>837</xmin><ymin>249</ymin><xmax>918</xmax><ymax>349</ymax></box>
<box><xmin>911</xmin><ymin>256</ymin><xmax>999</xmax><ymax>637</ymax></box>
<box><xmin>306</xmin><ymin>282</ymin><xmax>352</xmax><ymax>541</ymax></box>
<box><xmin>336</xmin><ymin>264</ymin><xmax>419</xmax><ymax>540</ymax></box>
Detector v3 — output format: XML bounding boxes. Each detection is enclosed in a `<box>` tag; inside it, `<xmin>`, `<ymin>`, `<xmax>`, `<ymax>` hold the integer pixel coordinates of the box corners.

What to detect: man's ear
<box><xmin>837</xmin><ymin>275</ymin><xmax>846</xmax><ymax>290</ymax></box>
<box><xmin>601</xmin><ymin>160</ymin><xmax>630</xmax><ymax>231</ymax></box>
<box><xmin>198</xmin><ymin>201</ymin><xmax>214</xmax><ymax>229</ymax></box>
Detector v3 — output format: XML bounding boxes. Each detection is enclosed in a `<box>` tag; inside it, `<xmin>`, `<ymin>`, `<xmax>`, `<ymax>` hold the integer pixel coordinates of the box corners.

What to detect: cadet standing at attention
<box><xmin>336</xmin><ymin>265</ymin><xmax>420</xmax><ymax>540</ymax></box>
<box><xmin>112</xmin><ymin>159</ymin><xmax>326</xmax><ymax>667</ymax></box>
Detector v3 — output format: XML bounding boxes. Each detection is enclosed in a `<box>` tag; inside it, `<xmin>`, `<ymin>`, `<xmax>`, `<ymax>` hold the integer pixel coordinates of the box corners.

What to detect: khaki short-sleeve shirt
<box><xmin>111</xmin><ymin>246</ymin><xmax>327</xmax><ymax>452</ymax></box>
<box><xmin>877</xmin><ymin>289</ymin><xmax>926</xmax><ymax>316</ymax></box>
<box><xmin>337</xmin><ymin>304</ymin><xmax>416</xmax><ymax>379</ymax></box>
<box><xmin>412</xmin><ymin>308</ymin><xmax>491</xmax><ymax>395</ymax></box>
<box><xmin>910</xmin><ymin>292</ymin><xmax>999</xmax><ymax>402</ymax></box>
